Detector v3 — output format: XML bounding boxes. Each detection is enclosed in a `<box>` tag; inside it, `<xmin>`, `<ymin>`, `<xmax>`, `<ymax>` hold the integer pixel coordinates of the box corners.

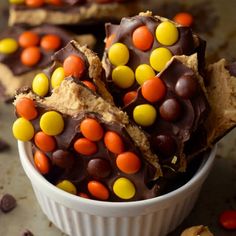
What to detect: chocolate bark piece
<box><xmin>102</xmin><ymin>11</ymin><xmax>206</xmax><ymax>107</ymax></box>
<box><xmin>9</xmin><ymin>1</ymin><xmax>139</xmax><ymax>26</ymax></box>
<box><xmin>181</xmin><ymin>225</ymin><xmax>214</xmax><ymax>236</ymax></box>
<box><xmin>0</xmin><ymin>26</ymin><xmax>95</xmax><ymax>101</ymax></box>
<box><xmin>14</xmin><ymin>79</ymin><xmax>162</xmax><ymax>201</ymax></box>
<box><xmin>124</xmin><ymin>54</ymin><xmax>209</xmax><ymax>172</ymax></box>
<box><xmin>204</xmin><ymin>59</ymin><xmax>236</xmax><ymax>145</ymax></box>
<box><xmin>0</xmin><ymin>193</ymin><xmax>17</xmax><ymax>213</ymax></box>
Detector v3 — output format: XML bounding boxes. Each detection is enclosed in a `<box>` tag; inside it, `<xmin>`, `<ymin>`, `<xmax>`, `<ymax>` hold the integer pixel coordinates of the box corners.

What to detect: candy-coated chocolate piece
<box><xmin>25</xmin><ymin>0</ymin><xmax>44</xmax><ymax>7</ymax></box>
<box><xmin>154</xmin><ymin>134</ymin><xmax>177</xmax><ymax>157</ymax></box>
<box><xmin>133</xmin><ymin>104</ymin><xmax>157</xmax><ymax>126</ymax></box>
<box><xmin>113</xmin><ymin>177</ymin><xmax>135</xmax><ymax>200</ymax></box>
<box><xmin>63</xmin><ymin>55</ymin><xmax>85</xmax><ymax>80</ymax></box>
<box><xmin>21</xmin><ymin>46</ymin><xmax>41</xmax><ymax>66</ymax></box>
<box><xmin>105</xmin><ymin>34</ymin><xmax>115</xmax><ymax>49</ymax></box>
<box><xmin>0</xmin><ymin>38</ymin><xmax>18</xmax><ymax>54</ymax></box>
<box><xmin>116</xmin><ymin>152</ymin><xmax>141</xmax><ymax>174</ymax></box>
<box><xmin>219</xmin><ymin>210</ymin><xmax>236</xmax><ymax>230</ymax></box>
<box><xmin>34</xmin><ymin>131</ymin><xmax>56</xmax><ymax>152</ymax></box>
<box><xmin>56</xmin><ymin>180</ymin><xmax>77</xmax><ymax>195</ymax></box>
<box><xmin>40</xmin><ymin>34</ymin><xmax>61</xmax><ymax>51</ymax></box>
<box><xmin>173</xmin><ymin>12</ymin><xmax>193</xmax><ymax>27</ymax></box>
<box><xmin>132</xmin><ymin>25</ymin><xmax>154</xmax><ymax>51</ymax></box>
<box><xmin>150</xmin><ymin>47</ymin><xmax>172</xmax><ymax>72</ymax></box>
<box><xmin>32</xmin><ymin>73</ymin><xmax>49</xmax><ymax>96</ymax></box>
<box><xmin>159</xmin><ymin>98</ymin><xmax>181</xmax><ymax>122</ymax></box>
<box><xmin>51</xmin><ymin>67</ymin><xmax>65</xmax><ymax>89</ymax></box>
<box><xmin>108</xmin><ymin>43</ymin><xmax>129</xmax><ymax>66</ymax></box>
<box><xmin>175</xmin><ymin>75</ymin><xmax>197</xmax><ymax>99</ymax></box>
<box><xmin>155</xmin><ymin>21</ymin><xmax>179</xmax><ymax>46</ymax></box>
<box><xmin>123</xmin><ymin>91</ymin><xmax>137</xmax><ymax>106</ymax></box>
<box><xmin>112</xmin><ymin>65</ymin><xmax>135</xmax><ymax>89</ymax></box>
<box><xmin>87</xmin><ymin>181</ymin><xmax>109</xmax><ymax>200</ymax></box>
<box><xmin>12</xmin><ymin>117</ymin><xmax>34</xmax><ymax>141</ymax></box>
<box><xmin>78</xmin><ymin>193</ymin><xmax>90</xmax><ymax>199</ymax></box>
<box><xmin>104</xmin><ymin>131</ymin><xmax>124</xmax><ymax>154</ymax></box>
<box><xmin>135</xmin><ymin>64</ymin><xmax>155</xmax><ymax>85</ymax></box>
<box><xmin>82</xmin><ymin>81</ymin><xmax>96</xmax><ymax>92</ymax></box>
<box><xmin>18</xmin><ymin>31</ymin><xmax>40</xmax><ymax>48</ymax></box>
<box><xmin>34</xmin><ymin>150</ymin><xmax>50</xmax><ymax>174</ymax></box>
<box><xmin>51</xmin><ymin>150</ymin><xmax>75</xmax><ymax>168</ymax></box>
<box><xmin>46</xmin><ymin>0</ymin><xmax>62</xmax><ymax>6</ymax></box>
<box><xmin>80</xmin><ymin>118</ymin><xmax>104</xmax><ymax>141</ymax></box>
<box><xmin>9</xmin><ymin>0</ymin><xmax>24</xmax><ymax>4</ymax></box>
<box><xmin>87</xmin><ymin>158</ymin><xmax>111</xmax><ymax>179</ymax></box>
<box><xmin>141</xmin><ymin>77</ymin><xmax>166</xmax><ymax>103</ymax></box>
<box><xmin>16</xmin><ymin>97</ymin><xmax>38</xmax><ymax>120</ymax></box>
<box><xmin>40</xmin><ymin>111</ymin><xmax>64</xmax><ymax>136</ymax></box>
<box><xmin>74</xmin><ymin>138</ymin><xmax>98</xmax><ymax>155</ymax></box>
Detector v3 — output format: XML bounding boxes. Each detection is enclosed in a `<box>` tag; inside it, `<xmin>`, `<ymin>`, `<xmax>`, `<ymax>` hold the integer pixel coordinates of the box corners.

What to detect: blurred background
<box><xmin>0</xmin><ymin>0</ymin><xmax>236</xmax><ymax>235</ymax></box>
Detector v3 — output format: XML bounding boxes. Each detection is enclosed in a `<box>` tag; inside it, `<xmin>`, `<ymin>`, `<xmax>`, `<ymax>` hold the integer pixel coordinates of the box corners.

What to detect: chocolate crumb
<box><xmin>0</xmin><ymin>193</ymin><xmax>17</xmax><ymax>213</ymax></box>
<box><xmin>20</xmin><ymin>229</ymin><xmax>34</xmax><ymax>236</ymax></box>
<box><xmin>0</xmin><ymin>138</ymin><xmax>10</xmax><ymax>151</ymax></box>
<box><xmin>48</xmin><ymin>221</ymin><xmax>53</xmax><ymax>227</ymax></box>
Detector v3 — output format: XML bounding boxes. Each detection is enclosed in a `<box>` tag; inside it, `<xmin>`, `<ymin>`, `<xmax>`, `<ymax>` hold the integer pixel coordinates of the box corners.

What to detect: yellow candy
<box><xmin>155</xmin><ymin>21</ymin><xmax>179</xmax><ymax>46</ymax></box>
<box><xmin>133</xmin><ymin>104</ymin><xmax>157</xmax><ymax>126</ymax></box>
<box><xmin>56</xmin><ymin>180</ymin><xmax>77</xmax><ymax>195</ymax></box>
<box><xmin>9</xmin><ymin>0</ymin><xmax>24</xmax><ymax>4</ymax></box>
<box><xmin>0</xmin><ymin>38</ymin><xmax>18</xmax><ymax>54</ymax></box>
<box><xmin>113</xmin><ymin>177</ymin><xmax>135</xmax><ymax>200</ymax></box>
<box><xmin>12</xmin><ymin>117</ymin><xmax>34</xmax><ymax>141</ymax></box>
<box><xmin>51</xmin><ymin>67</ymin><xmax>65</xmax><ymax>89</ymax></box>
<box><xmin>135</xmin><ymin>64</ymin><xmax>155</xmax><ymax>85</ymax></box>
<box><xmin>32</xmin><ymin>73</ymin><xmax>49</xmax><ymax>97</ymax></box>
<box><xmin>150</xmin><ymin>47</ymin><xmax>172</xmax><ymax>72</ymax></box>
<box><xmin>112</xmin><ymin>65</ymin><xmax>135</xmax><ymax>89</ymax></box>
<box><xmin>40</xmin><ymin>111</ymin><xmax>64</xmax><ymax>136</ymax></box>
<box><xmin>108</xmin><ymin>43</ymin><xmax>129</xmax><ymax>66</ymax></box>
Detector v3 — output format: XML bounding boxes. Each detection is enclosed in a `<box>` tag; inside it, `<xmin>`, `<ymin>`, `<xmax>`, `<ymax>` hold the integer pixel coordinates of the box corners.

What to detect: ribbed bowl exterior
<box><xmin>18</xmin><ymin>142</ymin><xmax>216</xmax><ymax>236</ymax></box>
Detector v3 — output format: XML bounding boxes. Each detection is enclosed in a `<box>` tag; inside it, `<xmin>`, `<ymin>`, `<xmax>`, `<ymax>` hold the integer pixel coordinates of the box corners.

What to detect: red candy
<box><xmin>123</xmin><ymin>91</ymin><xmax>137</xmax><ymax>106</ymax></box>
<box><xmin>40</xmin><ymin>34</ymin><xmax>61</xmax><ymax>51</ymax></box>
<box><xmin>63</xmin><ymin>55</ymin><xmax>85</xmax><ymax>79</ymax></box>
<box><xmin>19</xmin><ymin>31</ymin><xmax>40</xmax><ymax>48</ymax></box>
<box><xmin>173</xmin><ymin>12</ymin><xmax>193</xmax><ymax>27</ymax></box>
<box><xmin>34</xmin><ymin>131</ymin><xmax>56</xmax><ymax>152</ymax></box>
<box><xmin>141</xmin><ymin>77</ymin><xmax>166</xmax><ymax>103</ymax></box>
<box><xmin>78</xmin><ymin>193</ymin><xmax>90</xmax><ymax>199</ymax></box>
<box><xmin>82</xmin><ymin>81</ymin><xmax>96</xmax><ymax>92</ymax></box>
<box><xmin>46</xmin><ymin>0</ymin><xmax>62</xmax><ymax>6</ymax></box>
<box><xmin>87</xmin><ymin>181</ymin><xmax>109</xmax><ymax>200</ymax></box>
<box><xmin>21</xmin><ymin>46</ymin><xmax>41</xmax><ymax>66</ymax></box>
<box><xmin>219</xmin><ymin>210</ymin><xmax>236</xmax><ymax>230</ymax></box>
<box><xmin>15</xmin><ymin>97</ymin><xmax>38</xmax><ymax>120</ymax></box>
<box><xmin>132</xmin><ymin>26</ymin><xmax>154</xmax><ymax>51</ymax></box>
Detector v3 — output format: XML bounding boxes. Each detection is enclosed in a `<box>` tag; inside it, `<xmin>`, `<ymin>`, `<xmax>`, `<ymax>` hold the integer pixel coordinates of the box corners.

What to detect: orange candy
<box><xmin>104</xmin><ymin>131</ymin><xmax>124</xmax><ymax>154</ymax></box>
<box><xmin>132</xmin><ymin>25</ymin><xmax>154</xmax><ymax>51</ymax></box>
<box><xmin>78</xmin><ymin>193</ymin><xmax>90</xmax><ymax>199</ymax></box>
<box><xmin>87</xmin><ymin>180</ymin><xmax>109</xmax><ymax>200</ymax></box>
<box><xmin>34</xmin><ymin>131</ymin><xmax>56</xmax><ymax>152</ymax></box>
<box><xmin>18</xmin><ymin>31</ymin><xmax>40</xmax><ymax>48</ymax></box>
<box><xmin>123</xmin><ymin>91</ymin><xmax>137</xmax><ymax>106</ymax></box>
<box><xmin>46</xmin><ymin>0</ymin><xmax>62</xmax><ymax>5</ymax></box>
<box><xmin>82</xmin><ymin>80</ymin><xmax>96</xmax><ymax>92</ymax></box>
<box><xmin>80</xmin><ymin>118</ymin><xmax>104</xmax><ymax>141</ymax></box>
<box><xmin>116</xmin><ymin>152</ymin><xmax>141</xmax><ymax>174</ymax></box>
<box><xmin>74</xmin><ymin>138</ymin><xmax>98</xmax><ymax>155</ymax></box>
<box><xmin>173</xmin><ymin>12</ymin><xmax>193</xmax><ymax>27</ymax></box>
<box><xmin>21</xmin><ymin>46</ymin><xmax>41</xmax><ymax>66</ymax></box>
<box><xmin>105</xmin><ymin>34</ymin><xmax>115</xmax><ymax>49</ymax></box>
<box><xmin>141</xmin><ymin>77</ymin><xmax>166</xmax><ymax>103</ymax></box>
<box><xmin>34</xmin><ymin>150</ymin><xmax>50</xmax><ymax>175</ymax></box>
<box><xmin>25</xmin><ymin>0</ymin><xmax>44</xmax><ymax>7</ymax></box>
<box><xmin>63</xmin><ymin>55</ymin><xmax>85</xmax><ymax>79</ymax></box>
<box><xmin>15</xmin><ymin>97</ymin><xmax>38</xmax><ymax>120</ymax></box>
<box><xmin>40</xmin><ymin>34</ymin><xmax>61</xmax><ymax>51</ymax></box>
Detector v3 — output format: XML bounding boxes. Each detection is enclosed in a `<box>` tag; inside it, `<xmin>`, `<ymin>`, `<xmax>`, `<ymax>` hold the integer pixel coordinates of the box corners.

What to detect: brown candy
<box><xmin>0</xmin><ymin>193</ymin><xmax>17</xmax><ymax>213</ymax></box>
<box><xmin>87</xmin><ymin>158</ymin><xmax>111</xmax><ymax>179</ymax></box>
<box><xmin>51</xmin><ymin>150</ymin><xmax>75</xmax><ymax>168</ymax></box>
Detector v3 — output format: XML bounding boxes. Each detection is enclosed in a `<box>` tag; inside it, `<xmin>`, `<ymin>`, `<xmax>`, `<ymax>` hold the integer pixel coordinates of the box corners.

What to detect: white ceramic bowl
<box><xmin>18</xmin><ymin>141</ymin><xmax>216</xmax><ymax>236</ymax></box>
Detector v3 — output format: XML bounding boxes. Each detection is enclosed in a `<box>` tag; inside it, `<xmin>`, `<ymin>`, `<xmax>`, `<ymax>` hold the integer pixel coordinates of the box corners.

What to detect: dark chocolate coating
<box><xmin>0</xmin><ymin>25</ymin><xmax>76</xmax><ymax>76</ymax></box>
<box><xmin>124</xmin><ymin>58</ymin><xmax>209</xmax><ymax>170</ymax></box>
<box><xmin>103</xmin><ymin>14</ymin><xmax>206</xmax><ymax>107</ymax></box>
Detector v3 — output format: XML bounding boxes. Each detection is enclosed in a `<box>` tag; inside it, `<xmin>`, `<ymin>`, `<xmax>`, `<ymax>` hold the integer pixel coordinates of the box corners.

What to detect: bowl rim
<box><xmin>18</xmin><ymin>141</ymin><xmax>216</xmax><ymax>209</ymax></box>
